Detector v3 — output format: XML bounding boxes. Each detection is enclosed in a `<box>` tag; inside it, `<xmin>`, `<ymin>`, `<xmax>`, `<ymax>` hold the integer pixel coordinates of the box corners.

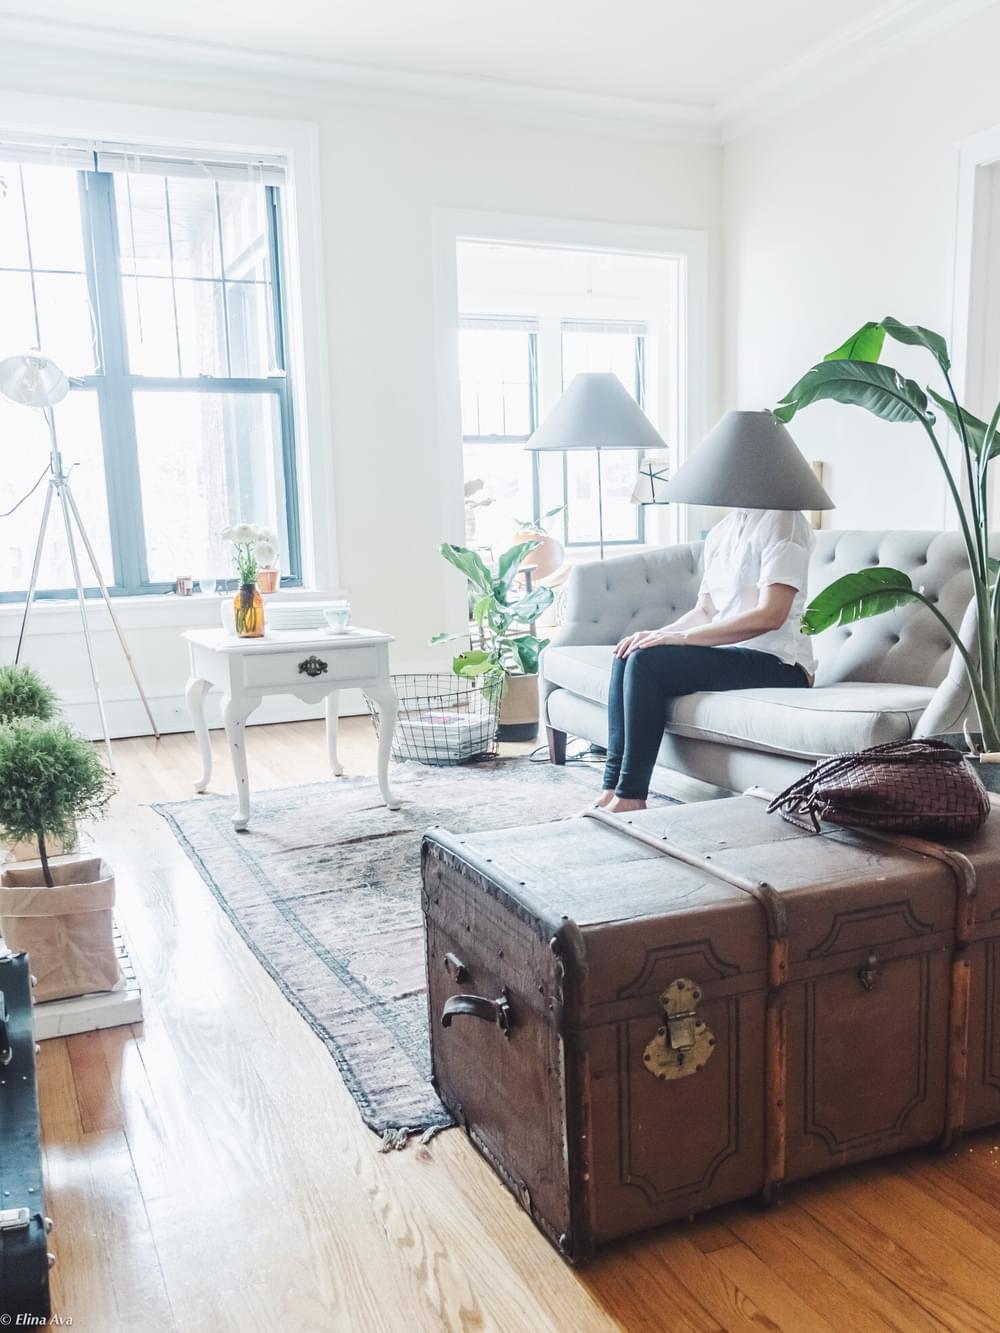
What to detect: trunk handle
<box><xmin>441</xmin><ymin>990</ymin><xmax>512</xmax><ymax>1038</ymax></box>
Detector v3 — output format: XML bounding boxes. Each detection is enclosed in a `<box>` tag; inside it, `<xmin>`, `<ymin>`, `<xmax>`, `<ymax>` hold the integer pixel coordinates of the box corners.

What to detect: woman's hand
<box><xmin>614</xmin><ymin>629</ymin><xmax>686</xmax><ymax>658</ymax></box>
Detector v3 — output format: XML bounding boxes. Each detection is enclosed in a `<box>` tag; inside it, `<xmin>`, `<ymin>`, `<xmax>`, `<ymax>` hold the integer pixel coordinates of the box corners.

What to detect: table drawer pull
<box><xmin>298</xmin><ymin>656</ymin><xmax>328</xmax><ymax>678</ymax></box>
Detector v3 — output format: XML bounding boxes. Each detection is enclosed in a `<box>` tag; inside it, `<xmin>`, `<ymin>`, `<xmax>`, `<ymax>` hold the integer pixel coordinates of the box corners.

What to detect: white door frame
<box><xmin>431</xmin><ymin>208</ymin><xmax>709</xmax><ymax>628</ymax></box>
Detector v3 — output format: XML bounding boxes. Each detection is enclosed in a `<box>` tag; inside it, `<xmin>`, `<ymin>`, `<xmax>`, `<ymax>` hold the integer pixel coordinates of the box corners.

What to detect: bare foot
<box><xmin>607</xmin><ymin>796</ymin><xmax>647</xmax><ymax>815</ymax></box>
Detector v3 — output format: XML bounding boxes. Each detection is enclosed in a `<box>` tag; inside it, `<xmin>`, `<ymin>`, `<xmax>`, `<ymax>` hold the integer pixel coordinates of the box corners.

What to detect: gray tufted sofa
<box><xmin>540</xmin><ymin>530</ymin><xmax>977</xmax><ymax>792</ymax></box>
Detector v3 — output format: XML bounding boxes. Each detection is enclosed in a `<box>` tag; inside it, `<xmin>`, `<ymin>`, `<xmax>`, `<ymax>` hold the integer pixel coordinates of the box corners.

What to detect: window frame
<box><xmin>0</xmin><ymin>163</ymin><xmax>301</xmax><ymax>601</ymax></box>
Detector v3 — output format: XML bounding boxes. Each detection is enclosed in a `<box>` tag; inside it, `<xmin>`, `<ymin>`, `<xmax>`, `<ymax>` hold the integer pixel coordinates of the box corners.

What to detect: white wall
<box><xmin>0</xmin><ymin>51</ymin><xmax>721</xmax><ymax>737</ymax></box>
<box><xmin>722</xmin><ymin>3</ymin><xmax>1000</xmax><ymax>531</ymax></box>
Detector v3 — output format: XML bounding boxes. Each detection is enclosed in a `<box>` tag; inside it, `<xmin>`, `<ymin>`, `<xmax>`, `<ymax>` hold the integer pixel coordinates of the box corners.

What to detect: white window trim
<box><xmin>0</xmin><ymin>89</ymin><xmax>336</xmax><ymax>610</ymax></box>
<box><xmin>433</xmin><ymin>209</ymin><xmax>709</xmax><ymax>629</ymax></box>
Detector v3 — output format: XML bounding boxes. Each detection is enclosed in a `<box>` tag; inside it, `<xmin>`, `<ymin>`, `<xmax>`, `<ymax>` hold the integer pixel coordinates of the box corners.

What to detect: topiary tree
<box><xmin>0</xmin><ymin>664</ymin><xmax>59</xmax><ymax>725</ymax></box>
<box><xmin>0</xmin><ymin>721</ymin><xmax>115</xmax><ymax>886</ymax></box>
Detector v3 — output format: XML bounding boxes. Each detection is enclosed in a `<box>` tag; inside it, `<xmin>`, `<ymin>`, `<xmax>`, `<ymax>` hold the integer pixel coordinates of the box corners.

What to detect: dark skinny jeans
<box><xmin>603</xmin><ymin>644</ymin><xmax>809</xmax><ymax>799</ymax></box>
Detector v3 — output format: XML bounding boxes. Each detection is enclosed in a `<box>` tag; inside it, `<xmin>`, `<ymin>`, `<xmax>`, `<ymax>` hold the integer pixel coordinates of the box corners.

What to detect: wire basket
<box><xmin>365</xmin><ymin>672</ymin><xmax>499</xmax><ymax>766</ymax></box>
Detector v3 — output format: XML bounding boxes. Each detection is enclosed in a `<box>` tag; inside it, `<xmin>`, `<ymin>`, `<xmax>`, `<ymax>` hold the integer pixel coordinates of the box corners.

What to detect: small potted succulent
<box><xmin>0</xmin><ymin>720</ymin><xmax>118</xmax><ymax>1001</ymax></box>
<box><xmin>254</xmin><ymin>528</ymin><xmax>281</xmax><ymax>593</ymax></box>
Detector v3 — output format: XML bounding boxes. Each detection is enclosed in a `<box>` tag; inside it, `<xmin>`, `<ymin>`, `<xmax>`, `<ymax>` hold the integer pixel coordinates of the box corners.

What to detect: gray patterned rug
<box><xmin>154</xmin><ymin>759</ymin><xmax>674</xmax><ymax>1141</ymax></box>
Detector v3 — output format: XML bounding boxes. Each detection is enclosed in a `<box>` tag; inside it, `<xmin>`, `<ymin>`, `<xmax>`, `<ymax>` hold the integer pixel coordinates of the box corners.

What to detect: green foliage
<box><xmin>0</xmin><ymin>664</ymin><xmax>58</xmax><ymax>724</ymax></box>
<box><xmin>0</xmin><ymin>720</ymin><xmax>115</xmax><ymax>884</ymax></box>
<box><xmin>800</xmin><ymin>569</ymin><xmax>918</xmax><ymax>636</ymax></box>
<box><xmin>436</xmin><ymin>540</ymin><xmax>556</xmax><ymax>698</ymax></box>
<box><xmin>780</xmin><ymin>316</ymin><xmax>1000</xmax><ymax>748</ymax></box>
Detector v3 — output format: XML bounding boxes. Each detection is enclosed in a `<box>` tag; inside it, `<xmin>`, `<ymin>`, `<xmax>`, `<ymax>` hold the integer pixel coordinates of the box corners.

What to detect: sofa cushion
<box><xmin>669</xmin><ymin>682</ymin><xmax>934</xmax><ymax>759</ymax></box>
<box><xmin>543</xmin><ymin>644</ymin><xmax>934</xmax><ymax>761</ymax></box>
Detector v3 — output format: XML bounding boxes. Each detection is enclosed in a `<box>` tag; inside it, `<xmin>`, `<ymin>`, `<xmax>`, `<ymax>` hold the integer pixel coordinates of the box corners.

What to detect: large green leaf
<box><xmin>775</xmin><ymin>360</ymin><xmax>931</xmax><ymax>426</ymax></box>
<box><xmin>927</xmin><ymin>387</ymin><xmax>992</xmax><ymax>458</ymax></box>
<box><xmin>452</xmin><ymin>649</ymin><xmax>496</xmax><ymax>678</ymax></box>
<box><xmin>496</xmin><ymin>541</ymin><xmax>540</xmax><ymax>596</ymax></box>
<box><xmin>512</xmin><ymin>635</ymin><xmax>550</xmax><ymax>674</ymax></box>
<box><xmin>801</xmin><ymin>567</ymin><xmax>918</xmax><ymax>636</ymax></box>
<box><xmin>824</xmin><ymin>322</ymin><xmax>886</xmax><ymax>363</ymax></box>
<box><xmin>880</xmin><ymin>317</ymin><xmax>951</xmax><ymax>373</ymax></box>
<box><xmin>503</xmin><ymin>585</ymin><xmax>554</xmax><ymax>625</ymax></box>
<box><xmin>439</xmin><ymin>542</ymin><xmax>493</xmax><ymax>594</ymax></box>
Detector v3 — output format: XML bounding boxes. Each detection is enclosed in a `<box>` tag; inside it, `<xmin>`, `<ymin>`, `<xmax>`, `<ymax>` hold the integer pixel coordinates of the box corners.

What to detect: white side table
<box><xmin>182</xmin><ymin>627</ymin><xmax>400</xmax><ymax>830</ymax></box>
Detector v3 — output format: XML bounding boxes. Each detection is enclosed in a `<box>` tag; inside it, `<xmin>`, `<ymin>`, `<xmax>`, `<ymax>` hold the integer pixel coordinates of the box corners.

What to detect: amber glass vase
<box><xmin>234</xmin><ymin>583</ymin><xmax>265</xmax><ymax>638</ymax></box>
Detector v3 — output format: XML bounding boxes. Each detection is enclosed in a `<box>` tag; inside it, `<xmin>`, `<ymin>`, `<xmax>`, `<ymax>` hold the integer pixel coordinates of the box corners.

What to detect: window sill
<box><xmin>0</xmin><ymin>588</ymin><xmax>339</xmax><ymax>637</ymax></box>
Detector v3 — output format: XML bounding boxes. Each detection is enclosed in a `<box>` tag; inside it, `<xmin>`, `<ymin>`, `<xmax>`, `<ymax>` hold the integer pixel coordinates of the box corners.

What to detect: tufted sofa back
<box><xmin>552</xmin><ymin>530</ymin><xmax>976</xmax><ymax>694</ymax></box>
<box><xmin>809</xmin><ymin>531</ymin><xmax>973</xmax><ymax>688</ymax></box>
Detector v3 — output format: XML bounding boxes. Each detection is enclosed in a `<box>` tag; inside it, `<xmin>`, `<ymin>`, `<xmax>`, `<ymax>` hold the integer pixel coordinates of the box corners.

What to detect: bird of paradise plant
<box><xmin>776</xmin><ymin>317</ymin><xmax>1000</xmax><ymax>751</ymax></box>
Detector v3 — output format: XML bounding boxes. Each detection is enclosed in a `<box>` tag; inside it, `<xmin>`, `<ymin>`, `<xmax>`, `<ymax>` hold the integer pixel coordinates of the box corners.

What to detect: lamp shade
<box><xmin>525</xmin><ymin>372</ymin><xmax>668</xmax><ymax>453</ymax></box>
<box><xmin>0</xmin><ymin>352</ymin><xmax>69</xmax><ymax>408</ymax></box>
<box><xmin>664</xmin><ymin>410</ymin><xmax>834</xmax><ymax>510</ymax></box>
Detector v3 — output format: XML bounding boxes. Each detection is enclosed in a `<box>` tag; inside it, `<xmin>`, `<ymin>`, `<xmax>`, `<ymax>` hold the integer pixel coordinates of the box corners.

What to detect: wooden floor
<box><xmin>39</xmin><ymin>719</ymin><xmax>1000</xmax><ymax>1332</ymax></box>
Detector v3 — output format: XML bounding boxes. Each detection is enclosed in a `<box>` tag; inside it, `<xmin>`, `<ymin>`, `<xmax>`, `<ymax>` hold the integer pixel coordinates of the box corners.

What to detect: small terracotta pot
<box><xmin>256</xmin><ymin>568</ymin><xmax>280</xmax><ymax>594</ymax></box>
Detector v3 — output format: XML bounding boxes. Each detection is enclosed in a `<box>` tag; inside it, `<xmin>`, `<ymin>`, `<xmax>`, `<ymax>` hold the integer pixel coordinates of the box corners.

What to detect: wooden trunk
<box><xmin>421</xmin><ymin>793</ymin><xmax>1000</xmax><ymax>1262</ymax></box>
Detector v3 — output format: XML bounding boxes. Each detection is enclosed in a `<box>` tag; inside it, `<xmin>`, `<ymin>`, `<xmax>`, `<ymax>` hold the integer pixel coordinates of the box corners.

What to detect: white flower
<box><xmin>255</xmin><ymin>539</ymin><xmax>278</xmax><ymax>566</ymax></box>
<box><xmin>230</xmin><ymin>523</ymin><xmax>257</xmax><ymax>544</ymax></box>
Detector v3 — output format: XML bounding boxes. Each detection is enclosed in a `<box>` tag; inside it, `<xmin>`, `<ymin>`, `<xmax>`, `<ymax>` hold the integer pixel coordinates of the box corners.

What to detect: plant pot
<box><xmin>0</xmin><ymin>853</ymin><xmax>120</xmax><ymax>1002</ymax></box>
<box><xmin>497</xmin><ymin>673</ymin><xmax>540</xmax><ymax>743</ymax></box>
<box><xmin>234</xmin><ymin>583</ymin><xmax>265</xmax><ymax>637</ymax></box>
<box><xmin>512</xmin><ymin>529</ymin><xmax>565</xmax><ymax>581</ymax></box>
<box><xmin>2</xmin><ymin>823</ymin><xmax>77</xmax><ymax>864</ymax></box>
<box><xmin>256</xmin><ymin>567</ymin><xmax>280</xmax><ymax>594</ymax></box>
<box><xmin>935</xmin><ymin>732</ymin><xmax>1000</xmax><ymax>794</ymax></box>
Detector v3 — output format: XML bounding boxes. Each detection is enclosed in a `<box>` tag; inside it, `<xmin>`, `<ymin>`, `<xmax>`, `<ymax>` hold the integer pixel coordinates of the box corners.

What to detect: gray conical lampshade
<box><xmin>526</xmin><ymin>372</ymin><xmax>668</xmax><ymax>453</ymax></box>
<box><xmin>0</xmin><ymin>352</ymin><xmax>69</xmax><ymax>408</ymax></box>
<box><xmin>665</xmin><ymin>410</ymin><xmax>834</xmax><ymax>510</ymax></box>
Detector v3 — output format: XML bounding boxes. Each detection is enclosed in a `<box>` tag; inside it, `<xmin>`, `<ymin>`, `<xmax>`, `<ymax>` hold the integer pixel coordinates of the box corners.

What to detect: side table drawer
<box><xmin>242</xmin><ymin>646</ymin><xmax>379</xmax><ymax>689</ymax></box>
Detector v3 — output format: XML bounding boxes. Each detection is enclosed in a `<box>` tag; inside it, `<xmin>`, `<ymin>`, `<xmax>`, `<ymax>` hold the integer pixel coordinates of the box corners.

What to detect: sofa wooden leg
<box><xmin>546</xmin><ymin>726</ymin><xmax>567</xmax><ymax>766</ymax></box>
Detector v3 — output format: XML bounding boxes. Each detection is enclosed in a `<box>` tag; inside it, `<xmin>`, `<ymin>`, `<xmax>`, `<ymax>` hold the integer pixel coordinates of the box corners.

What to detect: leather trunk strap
<box><xmin>582</xmin><ymin>807</ymin><xmax>790</xmax><ymax>1199</ymax></box>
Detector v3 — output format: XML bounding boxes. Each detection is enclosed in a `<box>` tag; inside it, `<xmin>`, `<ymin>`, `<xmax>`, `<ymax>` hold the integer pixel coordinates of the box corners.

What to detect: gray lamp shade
<box><xmin>525</xmin><ymin>372</ymin><xmax>668</xmax><ymax>453</ymax></box>
<box><xmin>0</xmin><ymin>352</ymin><xmax>69</xmax><ymax>408</ymax></box>
<box><xmin>665</xmin><ymin>410</ymin><xmax>834</xmax><ymax>511</ymax></box>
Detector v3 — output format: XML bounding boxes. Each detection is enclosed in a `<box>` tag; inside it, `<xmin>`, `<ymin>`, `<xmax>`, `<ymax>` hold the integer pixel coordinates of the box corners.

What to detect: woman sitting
<box><xmin>598</xmin><ymin>507</ymin><xmax>815</xmax><ymax>813</ymax></box>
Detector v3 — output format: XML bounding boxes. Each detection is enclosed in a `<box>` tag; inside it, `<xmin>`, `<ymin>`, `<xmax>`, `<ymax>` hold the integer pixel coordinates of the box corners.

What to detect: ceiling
<box><xmin>0</xmin><ymin>0</ymin><xmax>920</xmax><ymax>111</ymax></box>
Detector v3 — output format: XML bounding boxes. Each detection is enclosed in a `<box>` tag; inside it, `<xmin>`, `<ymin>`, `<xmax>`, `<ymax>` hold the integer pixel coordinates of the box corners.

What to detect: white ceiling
<box><xmin>0</xmin><ymin>0</ymin><xmax>911</xmax><ymax>110</ymax></box>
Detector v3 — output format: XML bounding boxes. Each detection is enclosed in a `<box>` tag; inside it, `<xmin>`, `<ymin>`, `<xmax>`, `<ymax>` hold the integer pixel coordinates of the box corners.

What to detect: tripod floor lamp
<box><xmin>525</xmin><ymin>372</ymin><xmax>669</xmax><ymax>559</ymax></box>
<box><xmin>0</xmin><ymin>352</ymin><xmax>159</xmax><ymax>770</ymax></box>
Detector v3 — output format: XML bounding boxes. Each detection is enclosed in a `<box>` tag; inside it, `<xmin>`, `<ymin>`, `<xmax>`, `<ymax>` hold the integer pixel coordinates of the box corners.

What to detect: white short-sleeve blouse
<box><xmin>698</xmin><ymin>508</ymin><xmax>815</xmax><ymax>673</ymax></box>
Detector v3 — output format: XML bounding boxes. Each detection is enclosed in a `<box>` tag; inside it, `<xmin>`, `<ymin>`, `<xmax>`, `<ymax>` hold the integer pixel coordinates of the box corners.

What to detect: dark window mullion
<box><xmin>81</xmin><ymin>171</ymin><xmax>149</xmax><ymax>593</ymax></box>
<box><xmin>266</xmin><ymin>186</ymin><xmax>300</xmax><ymax>583</ymax></box>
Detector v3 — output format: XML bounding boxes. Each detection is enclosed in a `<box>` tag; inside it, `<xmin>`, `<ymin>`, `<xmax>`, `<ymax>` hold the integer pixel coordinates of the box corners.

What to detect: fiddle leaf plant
<box><xmin>434</xmin><ymin>540</ymin><xmax>555</xmax><ymax>700</ymax></box>
<box><xmin>777</xmin><ymin>316</ymin><xmax>1000</xmax><ymax>749</ymax></box>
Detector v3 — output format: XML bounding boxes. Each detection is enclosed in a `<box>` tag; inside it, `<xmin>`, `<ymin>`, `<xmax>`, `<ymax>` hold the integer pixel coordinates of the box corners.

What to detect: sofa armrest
<box><xmin>915</xmin><ymin>598</ymin><xmax>977</xmax><ymax>738</ymax></box>
<box><xmin>548</xmin><ymin>542</ymin><xmax>705</xmax><ymax>650</ymax></box>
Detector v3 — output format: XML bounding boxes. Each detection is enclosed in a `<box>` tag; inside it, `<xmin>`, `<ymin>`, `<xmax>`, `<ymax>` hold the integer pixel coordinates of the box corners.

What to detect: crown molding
<box><xmin>0</xmin><ymin>14</ymin><xmax>718</xmax><ymax>144</ymax></box>
<box><xmin>0</xmin><ymin>0</ymin><xmax>993</xmax><ymax>148</ymax></box>
<box><xmin>718</xmin><ymin>0</ymin><xmax>1000</xmax><ymax>141</ymax></box>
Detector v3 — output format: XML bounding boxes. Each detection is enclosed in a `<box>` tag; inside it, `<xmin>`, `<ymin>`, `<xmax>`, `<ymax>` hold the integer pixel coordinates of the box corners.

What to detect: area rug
<box><xmin>154</xmin><ymin>759</ymin><xmax>674</xmax><ymax>1142</ymax></box>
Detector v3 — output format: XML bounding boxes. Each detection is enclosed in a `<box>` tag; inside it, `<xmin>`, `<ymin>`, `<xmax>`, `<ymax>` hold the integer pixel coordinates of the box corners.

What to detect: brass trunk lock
<box><xmin>643</xmin><ymin>978</ymin><xmax>715</xmax><ymax>1082</ymax></box>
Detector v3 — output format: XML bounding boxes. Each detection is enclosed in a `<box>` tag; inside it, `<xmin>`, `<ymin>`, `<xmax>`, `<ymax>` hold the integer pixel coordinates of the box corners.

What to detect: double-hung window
<box><xmin>459</xmin><ymin>314</ymin><xmax>648</xmax><ymax>555</ymax></box>
<box><xmin>0</xmin><ymin>141</ymin><xmax>299</xmax><ymax>598</ymax></box>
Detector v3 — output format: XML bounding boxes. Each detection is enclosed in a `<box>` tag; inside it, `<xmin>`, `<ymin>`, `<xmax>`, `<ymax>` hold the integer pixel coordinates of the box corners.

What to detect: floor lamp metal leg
<box><xmin>55</xmin><ymin>480</ymin><xmax>115</xmax><ymax>771</ymax></box>
<box><xmin>64</xmin><ymin>487</ymin><xmax>160</xmax><ymax>741</ymax></box>
<box><xmin>15</xmin><ymin>483</ymin><xmax>54</xmax><ymax>665</ymax></box>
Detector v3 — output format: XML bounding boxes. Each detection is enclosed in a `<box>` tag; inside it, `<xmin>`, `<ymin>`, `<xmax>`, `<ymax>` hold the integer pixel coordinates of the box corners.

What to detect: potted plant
<box><xmin>221</xmin><ymin>522</ymin><xmax>265</xmax><ymax>636</ymax></box>
<box><xmin>0</xmin><ymin>663</ymin><xmax>58</xmax><ymax>724</ymax></box>
<box><xmin>776</xmin><ymin>316</ymin><xmax>1000</xmax><ymax>785</ymax></box>
<box><xmin>435</xmin><ymin>540</ymin><xmax>554</xmax><ymax>740</ymax></box>
<box><xmin>0</xmin><ymin>720</ymin><xmax>118</xmax><ymax>1001</ymax></box>
<box><xmin>255</xmin><ymin>528</ymin><xmax>281</xmax><ymax>593</ymax></box>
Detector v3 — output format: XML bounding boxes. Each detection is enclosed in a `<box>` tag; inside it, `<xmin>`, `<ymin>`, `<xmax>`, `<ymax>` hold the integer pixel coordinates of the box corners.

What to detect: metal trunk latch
<box><xmin>643</xmin><ymin>978</ymin><xmax>715</xmax><ymax>1082</ymax></box>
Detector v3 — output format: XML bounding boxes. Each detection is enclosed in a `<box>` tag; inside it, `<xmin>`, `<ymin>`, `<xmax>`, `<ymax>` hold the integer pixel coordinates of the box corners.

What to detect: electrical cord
<box><xmin>528</xmin><ymin>738</ymin><xmax>608</xmax><ymax>765</ymax></box>
<box><xmin>0</xmin><ymin>463</ymin><xmax>51</xmax><ymax>518</ymax></box>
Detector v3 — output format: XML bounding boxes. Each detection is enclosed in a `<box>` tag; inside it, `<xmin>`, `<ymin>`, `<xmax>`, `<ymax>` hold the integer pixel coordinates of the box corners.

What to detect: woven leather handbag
<box><xmin>767</xmin><ymin>738</ymin><xmax>991</xmax><ymax>837</ymax></box>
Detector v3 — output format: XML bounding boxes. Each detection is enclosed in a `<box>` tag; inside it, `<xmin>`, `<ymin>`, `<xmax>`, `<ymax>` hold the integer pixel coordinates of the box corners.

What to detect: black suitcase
<box><xmin>0</xmin><ymin>951</ymin><xmax>51</xmax><ymax>1321</ymax></box>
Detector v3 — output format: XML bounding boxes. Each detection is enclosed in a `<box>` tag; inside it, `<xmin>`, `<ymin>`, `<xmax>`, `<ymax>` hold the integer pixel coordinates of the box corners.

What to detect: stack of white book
<box><xmin>396</xmin><ymin>708</ymin><xmax>494</xmax><ymax>763</ymax></box>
